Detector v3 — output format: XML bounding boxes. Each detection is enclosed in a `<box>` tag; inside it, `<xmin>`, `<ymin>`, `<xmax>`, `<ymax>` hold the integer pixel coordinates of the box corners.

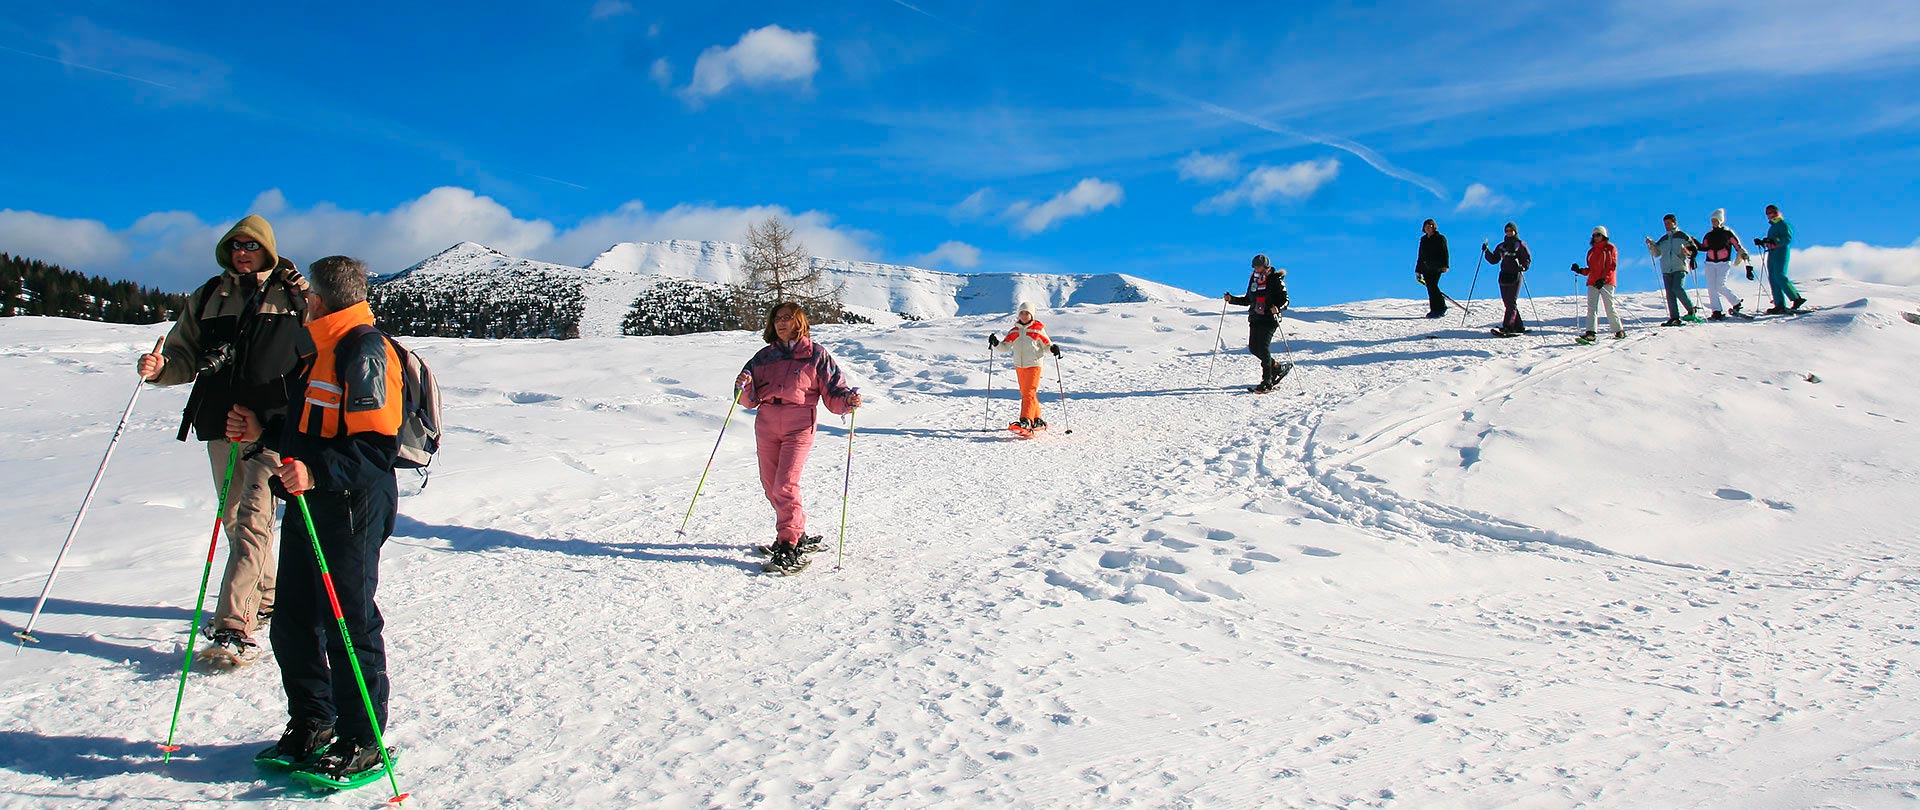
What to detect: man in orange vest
<box><xmin>228</xmin><ymin>255</ymin><xmax>403</xmax><ymax>783</ymax></box>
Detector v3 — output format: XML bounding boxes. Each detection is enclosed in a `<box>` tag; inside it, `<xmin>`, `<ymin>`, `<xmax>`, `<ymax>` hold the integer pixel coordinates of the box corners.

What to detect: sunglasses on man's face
<box><xmin>229</xmin><ymin>239</ymin><xmax>263</xmax><ymax>252</ymax></box>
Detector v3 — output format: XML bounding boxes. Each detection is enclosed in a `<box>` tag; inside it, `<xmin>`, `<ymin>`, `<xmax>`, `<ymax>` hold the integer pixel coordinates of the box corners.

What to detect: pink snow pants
<box><xmin>754</xmin><ymin>403</ymin><xmax>818</xmax><ymax>544</ymax></box>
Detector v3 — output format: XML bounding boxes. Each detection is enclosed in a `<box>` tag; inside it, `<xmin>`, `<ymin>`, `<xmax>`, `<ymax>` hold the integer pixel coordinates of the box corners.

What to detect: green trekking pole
<box><xmin>677</xmin><ymin>393</ymin><xmax>740</xmax><ymax>536</ymax></box>
<box><xmin>289</xmin><ymin>480</ymin><xmax>409</xmax><ymax>804</ymax></box>
<box><xmin>835</xmin><ymin>407</ymin><xmax>857</xmax><ymax>572</ymax></box>
<box><xmin>159</xmin><ymin>440</ymin><xmax>239</xmax><ymax>761</ymax></box>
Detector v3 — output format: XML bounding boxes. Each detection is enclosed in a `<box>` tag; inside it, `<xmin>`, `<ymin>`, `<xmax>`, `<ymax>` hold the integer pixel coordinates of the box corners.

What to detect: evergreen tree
<box><xmin>0</xmin><ymin>253</ymin><xmax>185</xmax><ymax>323</ymax></box>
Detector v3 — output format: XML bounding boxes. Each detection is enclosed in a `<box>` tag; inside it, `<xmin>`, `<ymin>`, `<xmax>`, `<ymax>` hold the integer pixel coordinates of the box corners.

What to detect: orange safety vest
<box><xmin>298</xmin><ymin>301</ymin><xmax>403</xmax><ymax>439</ymax></box>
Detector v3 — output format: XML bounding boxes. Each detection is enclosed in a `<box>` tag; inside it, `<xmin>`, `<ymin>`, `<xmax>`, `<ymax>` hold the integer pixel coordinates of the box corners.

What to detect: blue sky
<box><xmin>3</xmin><ymin>0</ymin><xmax>1919</xmax><ymax>304</ymax></box>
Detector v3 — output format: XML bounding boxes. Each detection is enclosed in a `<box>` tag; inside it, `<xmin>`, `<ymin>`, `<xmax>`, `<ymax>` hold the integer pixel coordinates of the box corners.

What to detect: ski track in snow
<box><xmin>3</xmin><ymin>284</ymin><xmax>1920</xmax><ymax>807</ymax></box>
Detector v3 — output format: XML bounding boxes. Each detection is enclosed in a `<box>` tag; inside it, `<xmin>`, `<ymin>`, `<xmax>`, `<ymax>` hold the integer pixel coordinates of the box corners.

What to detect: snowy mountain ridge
<box><xmin>376</xmin><ymin>240</ymin><xmax>1202</xmax><ymax>338</ymax></box>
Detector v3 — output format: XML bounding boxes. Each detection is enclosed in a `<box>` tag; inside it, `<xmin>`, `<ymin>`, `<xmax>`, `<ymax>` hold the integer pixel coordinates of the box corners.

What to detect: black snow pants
<box><xmin>271</xmin><ymin>481</ymin><xmax>397</xmax><ymax>743</ymax></box>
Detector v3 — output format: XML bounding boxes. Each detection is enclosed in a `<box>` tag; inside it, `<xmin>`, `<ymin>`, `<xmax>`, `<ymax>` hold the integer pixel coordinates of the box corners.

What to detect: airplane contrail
<box><xmin>0</xmin><ymin>43</ymin><xmax>180</xmax><ymax>91</ymax></box>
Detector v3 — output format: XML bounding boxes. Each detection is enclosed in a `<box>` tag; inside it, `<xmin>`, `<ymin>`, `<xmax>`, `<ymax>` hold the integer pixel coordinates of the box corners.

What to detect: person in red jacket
<box><xmin>1571</xmin><ymin>226</ymin><xmax>1625</xmax><ymax>344</ymax></box>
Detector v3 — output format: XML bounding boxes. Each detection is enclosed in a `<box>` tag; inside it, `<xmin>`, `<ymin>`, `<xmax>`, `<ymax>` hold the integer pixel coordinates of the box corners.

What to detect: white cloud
<box><xmin>0</xmin><ymin>188</ymin><xmax>881</xmax><ymax>292</ymax></box>
<box><xmin>1176</xmin><ymin>151</ymin><xmax>1241</xmax><ymax>183</ymax></box>
<box><xmin>1795</xmin><ymin>240</ymin><xmax>1920</xmax><ymax>286</ymax></box>
<box><xmin>913</xmin><ymin>241</ymin><xmax>983</xmax><ymax>270</ymax></box>
<box><xmin>0</xmin><ymin>210</ymin><xmax>133</xmax><ymax>272</ymax></box>
<box><xmin>589</xmin><ymin>0</ymin><xmax>634</xmax><ymax>19</ymax></box>
<box><xmin>951</xmin><ymin>189</ymin><xmax>995</xmax><ymax>221</ymax></box>
<box><xmin>683</xmin><ymin>25</ymin><xmax>819</xmax><ymax>102</ymax></box>
<box><xmin>1455</xmin><ymin>182</ymin><xmax>1526</xmax><ymax>214</ymax></box>
<box><xmin>1199</xmin><ymin>159</ymin><xmax>1340</xmax><ymax>212</ymax></box>
<box><xmin>1006</xmin><ymin>178</ymin><xmax>1125</xmax><ymax>235</ymax></box>
<box><xmin>545</xmin><ymin>201</ymin><xmax>877</xmax><ymax>267</ymax></box>
<box><xmin>649</xmin><ymin>58</ymin><xmax>673</xmax><ymax>89</ymax></box>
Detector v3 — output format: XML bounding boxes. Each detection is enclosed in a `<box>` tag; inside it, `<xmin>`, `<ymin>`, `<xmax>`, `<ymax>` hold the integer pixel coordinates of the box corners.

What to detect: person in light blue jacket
<box><xmin>1755</xmin><ymin>204</ymin><xmax>1806</xmax><ymax>313</ymax></box>
<box><xmin>1645</xmin><ymin>213</ymin><xmax>1701</xmax><ymax>326</ymax></box>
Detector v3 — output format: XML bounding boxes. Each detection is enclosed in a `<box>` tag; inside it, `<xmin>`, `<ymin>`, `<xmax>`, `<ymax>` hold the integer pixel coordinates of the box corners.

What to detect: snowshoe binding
<box><xmin>1575</xmin><ymin>330</ymin><xmax>1596</xmax><ymax>345</ymax></box>
<box><xmin>289</xmin><ymin>738</ymin><xmax>396</xmax><ymax>792</ymax></box>
<box><xmin>1008</xmin><ymin>419</ymin><xmax>1034</xmax><ymax>438</ymax></box>
<box><xmin>761</xmin><ymin>542</ymin><xmax>811</xmax><ymax>576</ymax></box>
<box><xmin>199</xmin><ymin>628</ymin><xmax>261</xmax><ymax>669</ymax></box>
<box><xmin>256</xmin><ymin>718</ymin><xmax>335</xmax><ymax>770</ymax></box>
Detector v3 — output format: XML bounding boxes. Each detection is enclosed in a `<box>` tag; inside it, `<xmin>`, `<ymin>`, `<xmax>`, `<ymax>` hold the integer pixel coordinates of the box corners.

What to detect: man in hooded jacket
<box><xmin>136</xmin><ymin>215</ymin><xmax>310</xmax><ymax>664</ymax></box>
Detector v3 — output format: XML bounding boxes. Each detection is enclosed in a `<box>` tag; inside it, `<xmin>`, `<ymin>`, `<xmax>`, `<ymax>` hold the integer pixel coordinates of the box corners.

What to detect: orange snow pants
<box><xmin>1016</xmin><ymin>365</ymin><xmax>1043</xmax><ymax>422</ymax></box>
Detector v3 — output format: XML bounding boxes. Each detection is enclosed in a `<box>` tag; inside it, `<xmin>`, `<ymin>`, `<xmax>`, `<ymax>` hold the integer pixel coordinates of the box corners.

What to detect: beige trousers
<box><xmin>206</xmin><ymin>438</ymin><xmax>280</xmax><ymax>634</ymax></box>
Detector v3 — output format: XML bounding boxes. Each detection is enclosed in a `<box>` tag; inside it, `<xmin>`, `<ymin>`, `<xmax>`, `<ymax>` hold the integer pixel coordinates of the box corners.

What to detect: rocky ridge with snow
<box><xmin>373</xmin><ymin>240</ymin><xmax>1202</xmax><ymax>338</ymax></box>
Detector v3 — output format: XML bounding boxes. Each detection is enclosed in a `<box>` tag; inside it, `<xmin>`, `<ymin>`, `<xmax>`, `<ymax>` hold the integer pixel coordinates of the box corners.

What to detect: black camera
<box><xmin>197</xmin><ymin>342</ymin><xmax>236</xmax><ymax>376</ymax></box>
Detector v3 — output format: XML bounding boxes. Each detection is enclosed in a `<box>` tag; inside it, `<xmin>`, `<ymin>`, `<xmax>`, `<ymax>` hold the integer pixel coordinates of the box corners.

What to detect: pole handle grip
<box><xmin>282</xmin><ymin>456</ymin><xmax>307</xmax><ymax>496</ymax></box>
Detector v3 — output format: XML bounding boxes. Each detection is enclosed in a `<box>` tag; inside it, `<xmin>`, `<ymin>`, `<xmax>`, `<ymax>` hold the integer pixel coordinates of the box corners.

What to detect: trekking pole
<box><xmin>1522</xmin><ymin>275</ymin><xmax>1542</xmax><ymax>326</ymax></box>
<box><xmin>1459</xmin><ymin>252</ymin><xmax>1485</xmax><ymax>328</ymax></box>
<box><xmin>676</xmin><ymin>392</ymin><xmax>739</xmax><ymax>536</ymax></box>
<box><xmin>16</xmin><ymin>338</ymin><xmax>162</xmax><ymax>646</ymax></box>
<box><xmin>1573</xmin><ymin>273</ymin><xmax>1585</xmax><ymax>334</ymax></box>
<box><xmin>1441</xmin><ymin>292</ymin><xmax>1470</xmax><ymax>320</ymax></box>
<box><xmin>159</xmin><ymin>439</ymin><xmax>239</xmax><ymax>761</ymax></box>
<box><xmin>835</xmin><ymin>407</ymin><xmax>857</xmax><ymax>571</ymax></box>
<box><xmin>983</xmin><ymin>342</ymin><xmax>995</xmax><ymax>431</ymax></box>
<box><xmin>1204</xmin><ymin>298</ymin><xmax>1228</xmax><ymax>384</ymax></box>
<box><xmin>288</xmin><ymin>483</ymin><xmax>409</xmax><ymax>804</ymax></box>
<box><xmin>1052</xmin><ymin>354</ymin><xmax>1074</xmax><ymax>435</ymax></box>
<box><xmin>1275</xmin><ymin>316</ymin><xmax>1297</xmax><ymax>392</ymax></box>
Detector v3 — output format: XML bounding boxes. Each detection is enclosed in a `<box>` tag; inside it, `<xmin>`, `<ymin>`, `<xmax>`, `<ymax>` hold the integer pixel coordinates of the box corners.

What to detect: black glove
<box><xmin>1752</xmin><ymin>237</ymin><xmax>1765</xmax><ymax>247</ymax></box>
<box><xmin>1569</xmin><ymin>262</ymin><xmax>1580</xmax><ymax>273</ymax></box>
<box><xmin>1746</xmin><ymin>265</ymin><xmax>1756</xmax><ymax>281</ymax></box>
<box><xmin>987</xmin><ymin>334</ymin><xmax>1000</xmax><ymax>348</ymax></box>
<box><xmin>1049</xmin><ymin>344</ymin><xmax>1061</xmax><ymax>357</ymax></box>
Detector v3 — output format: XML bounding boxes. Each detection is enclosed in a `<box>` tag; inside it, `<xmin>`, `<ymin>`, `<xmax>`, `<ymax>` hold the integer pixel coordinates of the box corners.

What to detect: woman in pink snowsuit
<box><xmin>734</xmin><ymin>302</ymin><xmax>861</xmax><ymax>567</ymax></box>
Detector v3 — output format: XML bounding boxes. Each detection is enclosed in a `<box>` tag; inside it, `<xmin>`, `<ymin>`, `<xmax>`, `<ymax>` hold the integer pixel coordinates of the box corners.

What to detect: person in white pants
<box><xmin>1697</xmin><ymin>208</ymin><xmax>1752</xmax><ymax>319</ymax></box>
<box><xmin>1572</xmin><ymin>226</ymin><xmax>1624</xmax><ymax>342</ymax></box>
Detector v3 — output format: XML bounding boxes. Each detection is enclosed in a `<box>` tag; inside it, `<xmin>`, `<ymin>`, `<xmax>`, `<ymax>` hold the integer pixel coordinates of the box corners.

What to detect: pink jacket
<box><xmin>738</xmin><ymin>337</ymin><xmax>856</xmax><ymax>414</ymax></box>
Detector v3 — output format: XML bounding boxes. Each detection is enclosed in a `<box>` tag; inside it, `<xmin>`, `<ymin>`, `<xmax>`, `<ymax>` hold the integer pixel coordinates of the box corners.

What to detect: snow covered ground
<box><xmin>2</xmin><ymin>277</ymin><xmax>1918</xmax><ymax>808</ymax></box>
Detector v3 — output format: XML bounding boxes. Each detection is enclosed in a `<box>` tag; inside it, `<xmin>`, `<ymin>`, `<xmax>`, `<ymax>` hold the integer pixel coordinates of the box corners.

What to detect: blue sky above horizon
<box><xmin>3</xmin><ymin>1</ymin><xmax>1919</xmax><ymax>305</ymax></box>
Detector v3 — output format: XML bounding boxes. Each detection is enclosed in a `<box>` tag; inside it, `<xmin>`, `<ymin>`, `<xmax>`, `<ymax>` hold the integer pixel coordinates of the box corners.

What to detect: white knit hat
<box><xmin>1593</xmin><ymin>225</ymin><xmax>1609</xmax><ymax>239</ymax></box>
<box><xmin>1711</xmin><ymin>208</ymin><xmax>1726</xmax><ymax>224</ymax></box>
<box><xmin>1017</xmin><ymin>300</ymin><xmax>1035</xmax><ymax>315</ymax></box>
